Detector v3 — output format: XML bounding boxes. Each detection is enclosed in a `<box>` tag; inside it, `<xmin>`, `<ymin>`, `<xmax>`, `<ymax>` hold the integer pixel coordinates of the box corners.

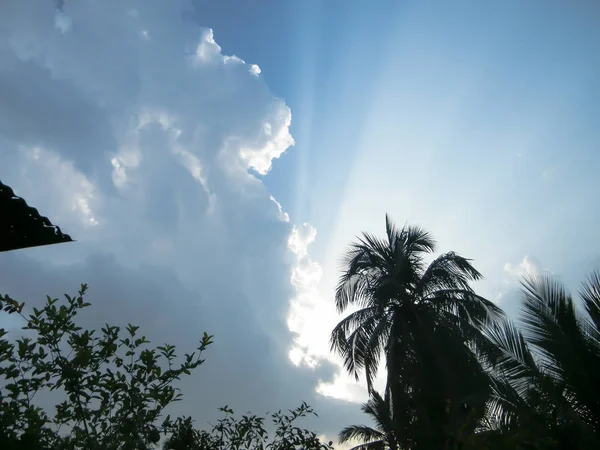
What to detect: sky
<box><xmin>1</xmin><ymin>0</ymin><xmax>599</xmax><ymax>444</ymax></box>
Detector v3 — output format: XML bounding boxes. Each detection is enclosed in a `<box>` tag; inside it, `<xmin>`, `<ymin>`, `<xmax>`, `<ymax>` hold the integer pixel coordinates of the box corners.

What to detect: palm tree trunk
<box><xmin>386</xmin><ymin>334</ymin><xmax>409</xmax><ymax>450</ymax></box>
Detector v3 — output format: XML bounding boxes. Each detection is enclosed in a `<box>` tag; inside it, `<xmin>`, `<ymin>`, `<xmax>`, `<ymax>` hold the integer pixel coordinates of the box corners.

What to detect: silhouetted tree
<box><xmin>479</xmin><ymin>272</ymin><xmax>600</xmax><ymax>448</ymax></box>
<box><xmin>331</xmin><ymin>215</ymin><xmax>503</xmax><ymax>449</ymax></box>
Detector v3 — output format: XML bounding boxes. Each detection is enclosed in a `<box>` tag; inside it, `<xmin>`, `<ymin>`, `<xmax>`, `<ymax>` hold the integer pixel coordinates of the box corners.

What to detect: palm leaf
<box><xmin>339</xmin><ymin>390</ymin><xmax>393</xmax><ymax>450</ymax></box>
<box><xmin>480</xmin><ymin>317</ymin><xmax>538</xmax><ymax>393</ymax></box>
<box><xmin>520</xmin><ymin>274</ymin><xmax>600</xmax><ymax>432</ymax></box>
<box><xmin>338</xmin><ymin>425</ymin><xmax>385</xmax><ymax>444</ymax></box>
<box><xmin>415</xmin><ymin>252</ymin><xmax>482</xmax><ymax>299</ymax></box>
<box><xmin>362</xmin><ymin>391</ymin><xmax>393</xmax><ymax>434</ymax></box>
<box><xmin>401</xmin><ymin>223</ymin><xmax>436</xmax><ymax>256</ymax></box>
<box><xmin>579</xmin><ymin>271</ymin><xmax>600</xmax><ymax>347</ymax></box>
<box><xmin>428</xmin><ymin>289</ymin><xmax>504</xmax><ymax>327</ymax></box>
<box><xmin>520</xmin><ymin>275</ymin><xmax>586</xmax><ymax>381</ymax></box>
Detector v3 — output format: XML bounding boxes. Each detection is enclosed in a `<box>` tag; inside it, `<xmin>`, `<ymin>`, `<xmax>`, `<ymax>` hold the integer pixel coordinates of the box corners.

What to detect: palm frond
<box><xmin>362</xmin><ymin>391</ymin><xmax>394</xmax><ymax>435</ymax></box>
<box><xmin>579</xmin><ymin>271</ymin><xmax>600</xmax><ymax>345</ymax></box>
<box><xmin>358</xmin><ymin>233</ymin><xmax>394</xmax><ymax>268</ymax></box>
<box><xmin>480</xmin><ymin>317</ymin><xmax>538</xmax><ymax>397</ymax></box>
<box><xmin>428</xmin><ymin>289</ymin><xmax>505</xmax><ymax>327</ymax></box>
<box><xmin>520</xmin><ymin>274</ymin><xmax>600</xmax><ymax>431</ymax></box>
<box><xmin>340</xmin><ymin>390</ymin><xmax>393</xmax><ymax>450</ymax></box>
<box><xmin>402</xmin><ymin>224</ymin><xmax>436</xmax><ymax>256</ymax></box>
<box><xmin>338</xmin><ymin>425</ymin><xmax>385</xmax><ymax>444</ymax></box>
<box><xmin>330</xmin><ymin>307</ymin><xmax>388</xmax><ymax>381</ymax></box>
<box><xmin>363</xmin><ymin>318</ymin><xmax>392</xmax><ymax>391</ymax></box>
<box><xmin>335</xmin><ymin>231</ymin><xmax>396</xmax><ymax>314</ymax></box>
<box><xmin>520</xmin><ymin>275</ymin><xmax>584</xmax><ymax>381</ymax></box>
<box><xmin>485</xmin><ymin>376</ymin><xmax>531</xmax><ymax>429</ymax></box>
<box><xmin>347</xmin><ymin>440</ymin><xmax>386</xmax><ymax>450</ymax></box>
<box><xmin>415</xmin><ymin>252</ymin><xmax>482</xmax><ymax>299</ymax></box>
<box><xmin>330</xmin><ymin>306</ymin><xmax>384</xmax><ymax>343</ymax></box>
<box><xmin>335</xmin><ymin>270</ymin><xmax>374</xmax><ymax>314</ymax></box>
<box><xmin>385</xmin><ymin>214</ymin><xmax>399</xmax><ymax>248</ymax></box>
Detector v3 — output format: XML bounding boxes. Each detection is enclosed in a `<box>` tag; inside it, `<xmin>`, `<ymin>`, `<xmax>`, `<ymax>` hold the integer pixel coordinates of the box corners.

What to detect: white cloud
<box><xmin>250</xmin><ymin>64</ymin><xmax>262</xmax><ymax>77</ymax></box>
<box><xmin>287</xmin><ymin>224</ymin><xmax>327</xmax><ymax>368</ymax></box>
<box><xmin>0</xmin><ymin>0</ymin><xmax>364</xmax><ymax>440</ymax></box>
<box><xmin>193</xmin><ymin>28</ymin><xmax>223</xmax><ymax>64</ymax></box>
<box><xmin>15</xmin><ymin>146</ymin><xmax>100</xmax><ymax>229</ymax></box>
<box><xmin>498</xmin><ymin>255</ymin><xmax>554</xmax><ymax>317</ymax></box>
<box><xmin>317</xmin><ymin>372</ymin><xmax>370</xmax><ymax>404</ymax></box>
<box><xmin>270</xmin><ymin>195</ymin><xmax>290</xmax><ymax>223</ymax></box>
<box><xmin>287</xmin><ymin>224</ymin><xmax>370</xmax><ymax>404</ymax></box>
<box><xmin>239</xmin><ymin>104</ymin><xmax>295</xmax><ymax>175</ymax></box>
<box><xmin>288</xmin><ymin>223</ymin><xmax>317</xmax><ymax>260</ymax></box>
<box><xmin>504</xmin><ymin>254</ymin><xmax>547</xmax><ymax>278</ymax></box>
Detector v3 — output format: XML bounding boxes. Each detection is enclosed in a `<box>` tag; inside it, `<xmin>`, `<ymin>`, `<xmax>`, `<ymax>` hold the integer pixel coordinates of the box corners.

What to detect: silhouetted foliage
<box><xmin>476</xmin><ymin>272</ymin><xmax>600</xmax><ymax>448</ymax></box>
<box><xmin>331</xmin><ymin>215</ymin><xmax>503</xmax><ymax>449</ymax></box>
<box><xmin>0</xmin><ymin>179</ymin><xmax>73</xmax><ymax>252</ymax></box>
<box><xmin>163</xmin><ymin>403</ymin><xmax>334</xmax><ymax>450</ymax></box>
<box><xmin>0</xmin><ymin>285</ymin><xmax>211</xmax><ymax>449</ymax></box>
<box><xmin>338</xmin><ymin>391</ymin><xmax>394</xmax><ymax>450</ymax></box>
<box><xmin>334</xmin><ymin>216</ymin><xmax>600</xmax><ymax>450</ymax></box>
<box><xmin>0</xmin><ymin>286</ymin><xmax>332</xmax><ymax>450</ymax></box>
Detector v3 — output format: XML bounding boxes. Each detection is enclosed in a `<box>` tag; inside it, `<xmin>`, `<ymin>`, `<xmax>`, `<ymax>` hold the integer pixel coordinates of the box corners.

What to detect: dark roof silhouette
<box><xmin>0</xmin><ymin>179</ymin><xmax>73</xmax><ymax>252</ymax></box>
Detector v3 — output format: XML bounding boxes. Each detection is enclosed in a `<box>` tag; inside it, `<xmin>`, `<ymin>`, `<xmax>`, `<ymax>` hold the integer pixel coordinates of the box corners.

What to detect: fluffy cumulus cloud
<box><xmin>286</xmin><ymin>224</ymin><xmax>370</xmax><ymax>404</ymax></box>
<box><xmin>0</xmin><ymin>0</ymin><xmax>362</xmax><ymax>439</ymax></box>
<box><xmin>287</xmin><ymin>224</ymin><xmax>335</xmax><ymax>369</ymax></box>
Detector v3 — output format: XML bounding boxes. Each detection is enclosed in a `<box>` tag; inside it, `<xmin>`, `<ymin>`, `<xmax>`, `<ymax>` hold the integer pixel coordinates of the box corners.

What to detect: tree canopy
<box><xmin>332</xmin><ymin>215</ymin><xmax>600</xmax><ymax>450</ymax></box>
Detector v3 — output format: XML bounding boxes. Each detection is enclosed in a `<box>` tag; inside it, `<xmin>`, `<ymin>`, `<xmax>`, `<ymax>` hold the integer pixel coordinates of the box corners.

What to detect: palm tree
<box><xmin>480</xmin><ymin>272</ymin><xmax>600</xmax><ymax>448</ymax></box>
<box><xmin>339</xmin><ymin>391</ymin><xmax>397</xmax><ymax>450</ymax></box>
<box><xmin>331</xmin><ymin>215</ymin><xmax>503</xmax><ymax>449</ymax></box>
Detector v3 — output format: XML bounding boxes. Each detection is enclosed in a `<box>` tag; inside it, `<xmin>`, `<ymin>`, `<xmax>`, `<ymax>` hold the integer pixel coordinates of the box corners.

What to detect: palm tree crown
<box><xmin>331</xmin><ymin>215</ymin><xmax>503</xmax><ymax>449</ymax></box>
<box><xmin>330</xmin><ymin>214</ymin><xmax>502</xmax><ymax>390</ymax></box>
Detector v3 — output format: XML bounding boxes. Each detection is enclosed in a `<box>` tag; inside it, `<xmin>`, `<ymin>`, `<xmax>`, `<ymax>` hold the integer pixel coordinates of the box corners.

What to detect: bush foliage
<box><xmin>0</xmin><ymin>285</ymin><xmax>333</xmax><ymax>450</ymax></box>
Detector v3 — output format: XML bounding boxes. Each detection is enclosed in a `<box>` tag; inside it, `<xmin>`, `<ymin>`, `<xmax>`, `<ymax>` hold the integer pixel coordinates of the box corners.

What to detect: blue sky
<box><xmin>194</xmin><ymin>0</ymin><xmax>600</xmax><ymax>271</ymax></box>
<box><xmin>192</xmin><ymin>0</ymin><xmax>402</xmax><ymax>219</ymax></box>
<box><xmin>0</xmin><ymin>0</ymin><xmax>599</xmax><ymax>443</ymax></box>
<box><xmin>197</xmin><ymin>0</ymin><xmax>600</xmax><ymax>290</ymax></box>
